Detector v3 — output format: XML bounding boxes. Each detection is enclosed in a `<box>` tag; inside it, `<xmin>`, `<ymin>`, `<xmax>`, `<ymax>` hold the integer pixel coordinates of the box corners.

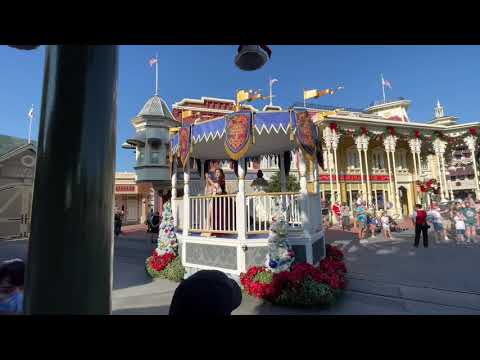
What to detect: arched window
<box><xmin>372</xmin><ymin>148</ymin><xmax>385</xmax><ymax>170</ymax></box>
<box><xmin>346</xmin><ymin>146</ymin><xmax>359</xmax><ymax>169</ymax></box>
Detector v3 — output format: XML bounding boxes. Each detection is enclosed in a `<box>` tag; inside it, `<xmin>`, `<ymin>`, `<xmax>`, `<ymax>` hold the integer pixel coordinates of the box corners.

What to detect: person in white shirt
<box><xmin>380</xmin><ymin>211</ymin><xmax>392</xmax><ymax>240</ymax></box>
<box><xmin>427</xmin><ymin>204</ymin><xmax>450</xmax><ymax>243</ymax></box>
<box><xmin>453</xmin><ymin>210</ymin><xmax>466</xmax><ymax>245</ymax></box>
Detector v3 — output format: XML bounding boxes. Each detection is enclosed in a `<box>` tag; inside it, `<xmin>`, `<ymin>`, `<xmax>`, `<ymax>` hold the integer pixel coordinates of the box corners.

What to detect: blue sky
<box><xmin>1</xmin><ymin>45</ymin><xmax>480</xmax><ymax>171</ymax></box>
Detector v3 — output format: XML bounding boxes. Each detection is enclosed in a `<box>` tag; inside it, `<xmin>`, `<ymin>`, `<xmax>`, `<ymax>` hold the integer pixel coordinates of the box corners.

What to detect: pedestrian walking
<box><xmin>340</xmin><ymin>203</ymin><xmax>350</xmax><ymax>231</ymax></box>
<box><xmin>356</xmin><ymin>204</ymin><xmax>368</xmax><ymax>244</ymax></box>
<box><xmin>427</xmin><ymin>203</ymin><xmax>449</xmax><ymax>244</ymax></box>
<box><xmin>367</xmin><ymin>212</ymin><xmax>378</xmax><ymax>239</ymax></box>
<box><xmin>413</xmin><ymin>203</ymin><xmax>429</xmax><ymax>248</ymax></box>
<box><xmin>462</xmin><ymin>202</ymin><xmax>478</xmax><ymax>243</ymax></box>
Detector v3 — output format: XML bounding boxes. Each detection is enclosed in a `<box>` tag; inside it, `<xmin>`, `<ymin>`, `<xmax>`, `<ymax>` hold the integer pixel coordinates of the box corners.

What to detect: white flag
<box><xmin>28</xmin><ymin>105</ymin><xmax>34</xmax><ymax>120</ymax></box>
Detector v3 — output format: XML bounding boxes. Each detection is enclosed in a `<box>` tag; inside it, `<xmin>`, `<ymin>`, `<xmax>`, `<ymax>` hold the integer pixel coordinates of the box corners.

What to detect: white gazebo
<box><xmin>170</xmin><ymin>109</ymin><xmax>325</xmax><ymax>280</ymax></box>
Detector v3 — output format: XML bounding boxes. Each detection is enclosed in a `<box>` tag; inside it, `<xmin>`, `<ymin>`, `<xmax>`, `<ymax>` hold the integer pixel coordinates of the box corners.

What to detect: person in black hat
<box><xmin>169</xmin><ymin>270</ymin><xmax>242</xmax><ymax>316</ymax></box>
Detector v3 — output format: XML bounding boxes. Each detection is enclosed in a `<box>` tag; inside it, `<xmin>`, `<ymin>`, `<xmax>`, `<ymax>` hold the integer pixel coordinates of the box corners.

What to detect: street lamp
<box><xmin>235</xmin><ymin>45</ymin><xmax>272</xmax><ymax>71</ymax></box>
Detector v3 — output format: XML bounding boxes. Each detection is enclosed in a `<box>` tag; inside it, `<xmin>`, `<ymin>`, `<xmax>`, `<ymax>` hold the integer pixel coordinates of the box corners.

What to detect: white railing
<box><xmin>189</xmin><ymin>194</ymin><xmax>237</xmax><ymax>234</ymax></box>
<box><xmin>246</xmin><ymin>192</ymin><xmax>302</xmax><ymax>234</ymax></box>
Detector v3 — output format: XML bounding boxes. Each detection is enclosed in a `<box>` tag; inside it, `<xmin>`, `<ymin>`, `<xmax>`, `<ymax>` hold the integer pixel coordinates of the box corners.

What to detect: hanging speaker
<box><xmin>235</xmin><ymin>45</ymin><xmax>271</xmax><ymax>71</ymax></box>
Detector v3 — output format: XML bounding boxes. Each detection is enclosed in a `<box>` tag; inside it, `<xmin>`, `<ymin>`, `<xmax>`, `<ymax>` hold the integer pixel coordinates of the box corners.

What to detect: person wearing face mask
<box><xmin>0</xmin><ymin>259</ymin><xmax>25</xmax><ymax>315</ymax></box>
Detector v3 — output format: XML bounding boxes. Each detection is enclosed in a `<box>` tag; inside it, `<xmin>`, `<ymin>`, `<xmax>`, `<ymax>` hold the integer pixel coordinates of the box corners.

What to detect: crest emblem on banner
<box><xmin>295</xmin><ymin>111</ymin><xmax>316</xmax><ymax>160</ymax></box>
<box><xmin>224</xmin><ymin>112</ymin><xmax>252</xmax><ymax>160</ymax></box>
<box><xmin>179</xmin><ymin>126</ymin><xmax>191</xmax><ymax>168</ymax></box>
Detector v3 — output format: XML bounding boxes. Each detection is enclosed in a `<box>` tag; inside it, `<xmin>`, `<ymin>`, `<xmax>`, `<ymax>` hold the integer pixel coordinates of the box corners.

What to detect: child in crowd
<box><xmin>453</xmin><ymin>210</ymin><xmax>466</xmax><ymax>245</ymax></box>
<box><xmin>340</xmin><ymin>203</ymin><xmax>350</xmax><ymax>231</ymax></box>
<box><xmin>380</xmin><ymin>211</ymin><xmax>392</xmax><ymax>240</ymax></box>
<box><xmin>356</xmin><ymin>205</ymin><xmax>368</xmax><ymax>244</ymax></box>
<box><xmin>0</xmin><ymin>259</ymin><xmax>25</xmax><ymax>315</ymax></box>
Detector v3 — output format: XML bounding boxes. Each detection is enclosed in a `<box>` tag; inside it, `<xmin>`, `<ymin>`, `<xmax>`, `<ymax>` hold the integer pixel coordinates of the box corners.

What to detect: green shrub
<box><xmin>252</xmin><ymin>270</ymin><xmax>274</xmax><ymax>284</ymax></box>
<box><xmin>145</xmin><ymin>256</ymin><xmax>185</xmax><ymax>283</ymax></box>
<box><xmin>274</xmin><ymin>277</ymin><xmax>336</xmax><ymax>308</ymax></box>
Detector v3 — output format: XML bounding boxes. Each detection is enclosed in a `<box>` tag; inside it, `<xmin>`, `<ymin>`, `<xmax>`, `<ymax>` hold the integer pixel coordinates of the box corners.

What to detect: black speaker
<box><xmin>235</xmin><ymin>45</ymin><xmax>271</xmax><ymax>71</ymax></box>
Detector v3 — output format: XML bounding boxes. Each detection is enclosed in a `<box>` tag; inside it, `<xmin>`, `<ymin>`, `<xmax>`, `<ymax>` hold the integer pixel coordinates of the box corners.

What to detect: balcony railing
<box><xmin>189</xmin><ymin>194</ymin><xmax>237</xmax><ymax>234</ymax></box>
<box><xmin>246</xmin><ymin>192</ymin><xmax>302</xmax><ymax>234</ymax></box>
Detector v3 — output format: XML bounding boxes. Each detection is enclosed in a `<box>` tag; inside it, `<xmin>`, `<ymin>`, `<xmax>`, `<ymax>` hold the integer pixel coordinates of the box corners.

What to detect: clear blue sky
<box><xmin>1</xmin><ymin>45</ymin><xmax>480</xmax><ymax>171</ymax></box>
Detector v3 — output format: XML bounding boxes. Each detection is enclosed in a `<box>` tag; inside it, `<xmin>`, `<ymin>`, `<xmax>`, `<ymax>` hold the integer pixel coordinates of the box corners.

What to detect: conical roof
<box><xmin>137</xmin><ymin>95</ymin><xmax>175</xmax><ymax>120</ymax></box>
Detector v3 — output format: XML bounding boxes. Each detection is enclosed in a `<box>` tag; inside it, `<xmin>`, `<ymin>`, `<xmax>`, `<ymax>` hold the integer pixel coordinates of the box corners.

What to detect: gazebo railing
<box><xmin>189</xmin><ymin>194</ymin><xmax>237</xmax><ymax>234</ymax></box>
<box><xmin>246</xmin><ymin>192</ymin><xmax>302</xmax><ymax>234</ymax></box>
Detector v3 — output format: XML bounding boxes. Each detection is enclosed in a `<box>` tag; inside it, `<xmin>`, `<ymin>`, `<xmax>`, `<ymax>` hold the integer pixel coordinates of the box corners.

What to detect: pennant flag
<box><xmin>382</xmin><ymin>78</ymin><xmax>392</xmax><ymax>89</ymax></box>
<box><xmin>28</xmin><ymin>105</ymin><xmax>34</xmax><ymax>120</ymax></box>
<box><xmin>149</xmin><ymin>57</ymin><xmax>158</xmax><ymax>67</ymax></box>
<box><xmin>182</xmin><ymin>110</ymin><xmax>193</xmax><ymax>119</ymax></box>
<box><xmin>236</xmin><ymin>90</ymin><xmax>250</xmax><ymax>104</ymax></box>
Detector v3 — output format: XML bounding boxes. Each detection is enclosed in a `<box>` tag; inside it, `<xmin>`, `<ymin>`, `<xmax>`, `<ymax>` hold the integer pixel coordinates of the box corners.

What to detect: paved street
<box><xmin>2</xmin><ymin>226</ymin><xmax>480</xmax><ymax>315</ymax></box>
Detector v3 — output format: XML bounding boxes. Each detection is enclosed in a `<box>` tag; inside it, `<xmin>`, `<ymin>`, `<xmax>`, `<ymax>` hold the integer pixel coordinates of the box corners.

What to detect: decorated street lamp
<box><xmin>235</xmin><ymin>45</ymin><xmax>272</xmax><ymax>71</ymax></box>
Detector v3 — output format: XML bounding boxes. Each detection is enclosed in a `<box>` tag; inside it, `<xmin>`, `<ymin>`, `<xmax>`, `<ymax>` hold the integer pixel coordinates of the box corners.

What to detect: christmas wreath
<box><xmin>240</xmin><ymin>244</ymin><xmax>347</xmax><ymax>308</ymax></box>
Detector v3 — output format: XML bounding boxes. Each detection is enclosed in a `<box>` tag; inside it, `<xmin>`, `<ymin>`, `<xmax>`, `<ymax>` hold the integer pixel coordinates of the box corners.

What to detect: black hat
<box><xmin>0</xmin><ymin>259</ymin><xmax>25</xmax><ymax>287</ymax></box>
<box><xmin>169</xmin><ymin>270</ymin><xmax>242</xmax><ymax>316</ymax></box>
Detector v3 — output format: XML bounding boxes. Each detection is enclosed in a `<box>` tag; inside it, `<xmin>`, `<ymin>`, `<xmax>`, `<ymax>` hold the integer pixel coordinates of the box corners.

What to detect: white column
<box><xmin>355</xmin><ymin>136</ymin><xmax>365</xmax><ymax>201</ymax></box>
<box><xmin>279</xmin><ymin>153</ymin><xmax>287</xmax><ymax>192</ymax></box>
<box><xmin>298</xmin><ymin>149</ymin><xmax>312</xmax><ymax>231</ymax></box>
<box><xmin>362</xmin><ymin>136</ymin><xmax>371</xmax><ymax>205</ymax></box>
<box><xmin>171</xmin><ymin>160</ymin><xmax>178</xmax><ymax>227</ymax></box>
<box><xmin>200</xmin><ymin>160</ymin><xmax>205</xmax><ymax>193</ymax></box>
<box><xmin>331</xmin><ymin>131</ymin><xmax>341</xmax><ymax>203</ymax></box>
<box><xmin>465</xmin><ymin>135</ymin><xmax>480</xmax><ymax>199</ymax></box>
<box><xmin>391</xmin><ymin>147</ymin><xmax>402</xmax><ymax>215</ymax></box>
<box><xmin>409</xmin><ymin>139</ymin><xmax>420</xmax><ymax>203</ymax></box>
<box><xmin>440</xmin><ymin>154</ymin><xmax>450</xmax><ymax>200</ymax></box>
<box><xmin>183</xmin><ymin>160</ymin><xmax>190</xmax><ymax>236</ymax></box>
<box><xmin>236</xmin><ymin>158</ymin><xmax>247</xmax><ymax>271</ymax></box>
<box><xmin>433</xmin><ymin>139</ymin><xmax>447</xmax><ymax>202</ymax></box>
<box><xmin>382</xmin><ymin>187</ymin><xmax>386</xmax><ymax>209</ymax></box>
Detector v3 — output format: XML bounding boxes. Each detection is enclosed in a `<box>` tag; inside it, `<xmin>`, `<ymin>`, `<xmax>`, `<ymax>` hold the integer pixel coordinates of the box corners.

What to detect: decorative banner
<box><xmin>179</xmin><ymin>126</ymin><xmax>191</xmax><ymax>168</ymax></box>
<box><xmin>319</xmin><ymin>175</ymin><xmax>390</xmax><ymax>182</ymax></box>
<box><xmin>295</xmin><ymin>111</ymin><xmax>316</xmax><ymax>160</ymax></box>
<box><xmin>224</xmin><ymin>111</ymin><xmax>252</xmax><ymax>160</ymax></box>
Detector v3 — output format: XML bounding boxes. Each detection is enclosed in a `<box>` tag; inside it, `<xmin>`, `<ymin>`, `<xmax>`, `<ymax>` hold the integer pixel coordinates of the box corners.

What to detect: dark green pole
<box><xmin>25</xmin><ymin>46</ymin><xmax>118</xmax><ymax>314</ymax></box>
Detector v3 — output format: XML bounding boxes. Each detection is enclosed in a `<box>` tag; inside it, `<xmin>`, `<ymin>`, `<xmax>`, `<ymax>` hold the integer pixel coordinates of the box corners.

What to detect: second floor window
<box><xmin>372</xmin><ymin>149</ymin><xmax>385</xmax><ymax>170</ymax></box>
<box><xmin>151</xmin><ymin>152</ymin><xmax>160</xmax><ymax>164</ymax></box>
<box><xmin>346</xmin><ymin>148</ymin><xmax>359</xmax><ymax>169</ymax></box>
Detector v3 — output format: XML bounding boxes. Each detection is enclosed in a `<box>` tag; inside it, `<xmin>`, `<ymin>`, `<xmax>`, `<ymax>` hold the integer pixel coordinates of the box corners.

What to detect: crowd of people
<box><xmin>325</xmin><ymin>191</ymin><xmax>480</xmax><ymax>248</ymax></box>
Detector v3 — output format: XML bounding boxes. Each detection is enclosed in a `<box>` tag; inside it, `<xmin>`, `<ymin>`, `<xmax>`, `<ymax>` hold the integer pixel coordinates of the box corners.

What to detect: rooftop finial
<box><xmin>435</xmin><ymin>98</ymin><xmax>444</xmax><ymax>118</ymax></box>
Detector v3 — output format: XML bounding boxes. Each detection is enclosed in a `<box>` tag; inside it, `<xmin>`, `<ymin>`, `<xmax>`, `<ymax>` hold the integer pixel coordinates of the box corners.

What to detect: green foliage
<box><xmin>161</xmin><ymin>257</ymin><xmax>186</xmax><ymax>282</ymax></box>
<box><xmin>252</xmin><ymin>270</ymin><xmax>274</xmax><ymax>284</ymax></box>
<box><xmin>266</xmin><ymin>171</ymin><xmax>300</xmax><ymax>193</ymax></box>
<box><xmin>274</xmin><ymin>277</ymin><xmax>336</xmax><ymax>308</ymax></box>
<box><xmin>145</xmin><ymin>256</ymin><xmax>185</xmax><ymax>283</ymax></box>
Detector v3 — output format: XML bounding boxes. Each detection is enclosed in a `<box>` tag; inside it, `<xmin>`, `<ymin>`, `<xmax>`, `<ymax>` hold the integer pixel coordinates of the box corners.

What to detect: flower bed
<box><xmin>240</xmin><ymin>244</ymin><xmax>347</xmax><ymax>308</ymax></box>
<box><xmin>146</xmin><ymin>251</ymin><xmax>185</xmax><ymax>282</ymax></box>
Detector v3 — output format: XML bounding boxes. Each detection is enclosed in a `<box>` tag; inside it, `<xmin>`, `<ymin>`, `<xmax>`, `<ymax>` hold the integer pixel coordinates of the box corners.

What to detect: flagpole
<box><xmin>269</xmin><ymin>77</ymin><xmax>273</xmax><ymax>107</ymax></box>
<box><xmin>303</xmin><ymin>88</ymin><xmax>306</xmax><ymax>108</ymax></box>
<box><xmin>381</xmin><ymin>73</ymin><xmax>386</xmax><ymax>103</ymax></box>
<box><xmin>28</xmin><ymin>104</ymin><xmax>33</xmax><ymax>144</ymax></box>
<box><xmin>155</xmin><ymin>53</ymin><xmax>159</xmax><ymax>95</ymax></box>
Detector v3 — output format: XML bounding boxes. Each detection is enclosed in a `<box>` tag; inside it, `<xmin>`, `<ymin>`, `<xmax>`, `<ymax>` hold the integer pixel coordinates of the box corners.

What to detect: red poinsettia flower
<box><xmin>470</xmin><ymin>128</ymin><xmax>478</xmax><ymax>137</ymax></box>
<box><xmin>361</xmin><ymin>127</ymin><xmax>368</xmax><ymax>135</ymax></box>
<box><xmin>414</xmin><ymin>130</ymin><xmax>421</xmax><ymax>139</ymax></box>
<box><xmin>330</xmin><ymin>123</ymin><xmax>338</xmax><ymax>132</ymax></box>
<box><xmin>387</xmin><ymin>127</ymin><xmax>396</xmax><ymax>136</ymax></box>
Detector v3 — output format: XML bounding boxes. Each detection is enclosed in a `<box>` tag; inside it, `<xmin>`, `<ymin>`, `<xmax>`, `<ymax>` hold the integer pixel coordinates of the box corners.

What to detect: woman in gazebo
<box><xmin>205</xmin><ymin>168</ymin><xmax>227</xmax><ymax>232</ymax></box>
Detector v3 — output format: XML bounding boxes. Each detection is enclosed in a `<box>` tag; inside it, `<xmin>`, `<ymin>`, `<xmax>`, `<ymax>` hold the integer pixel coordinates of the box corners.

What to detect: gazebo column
<box><xmin>385</xmin><ymin>135</ymin><xmax>401</xmax><ymax>215</ymax></box>
<box><xmin>465</xmin><ymin>135</ymin><xmax>480</xmax><ymax>199</ymax></box>
<box><xmin>200</xmin><ymin>159</ymin><xmax>205</xmax><ymax>192</ymax></box>
<box><xmin>279</xmin><ymin>153</ymin><xmax>287</xmax><ymax>192</ymax></box>
<box><xmin>298</xmin><ymin>150</ymin><xmax>312</xmax><ymax>236</ymax></box>
<box><xmin>390</xmin><ymin>142</ymin><xmax>402</xmax><ymax>216</ymax></box>
<box><xmin>171</xmin><ymin>161</ymin><xmax>178</xmax><ymax>227</ymax></box>
<box><xmin>183</xmin><ymin>161</ymin><xmax>190</xmax><ymax>236</ymax></box>
<box><xmin>385</xmin><ymin>150</ymin><xmax>394</xmax><ymax>209</ymax></box>
<box><xmin>236</xmin><ymin>158</ymin><xmax>247</xmax><ymax>272</ymax></box>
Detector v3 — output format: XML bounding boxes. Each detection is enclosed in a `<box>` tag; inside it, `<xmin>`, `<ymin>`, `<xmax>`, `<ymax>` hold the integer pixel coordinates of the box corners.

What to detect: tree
<box><xmin>266</xmin><ymin>171</ymin><xmax>300</xmax><ymax>193</ymax></box>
